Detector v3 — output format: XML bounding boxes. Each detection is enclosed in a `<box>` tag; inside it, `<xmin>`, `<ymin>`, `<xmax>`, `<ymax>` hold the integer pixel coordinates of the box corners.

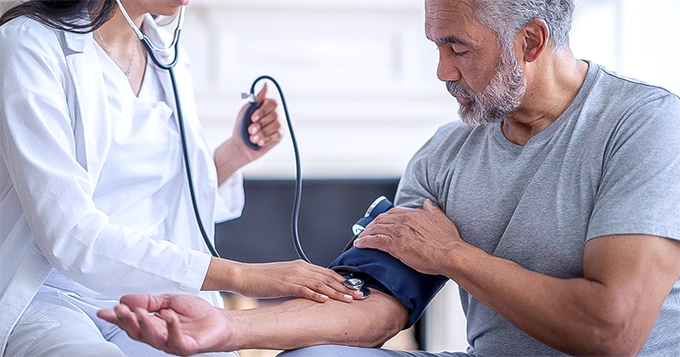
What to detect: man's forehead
<box><xmin>425</xmin><ymin>0</ymin><xmax>476</xmax><ymax>19</ymax></box>
<box><xmin>425</xmin><ymin>0</ymin><xmax>481</xmax><ymax>43</ymax></box>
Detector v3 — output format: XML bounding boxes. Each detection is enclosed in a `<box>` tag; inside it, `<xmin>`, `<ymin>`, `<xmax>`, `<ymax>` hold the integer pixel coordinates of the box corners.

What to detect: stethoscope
<box><xmin>114</xmin><ymin>0</ymin><xmax>389</xmax><ymax>299</ymax></box>
<box><xmin>115</xmin><ymin>0</ymin><xmax>219</xmax><ymax>258</ymax></box>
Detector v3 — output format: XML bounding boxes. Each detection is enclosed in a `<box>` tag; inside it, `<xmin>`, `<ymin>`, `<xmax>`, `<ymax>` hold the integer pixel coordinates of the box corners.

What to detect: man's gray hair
<box><xmin>474</xmin><ymin>0</ymin><xmax>575</xmax><ymax>51</ymax></box>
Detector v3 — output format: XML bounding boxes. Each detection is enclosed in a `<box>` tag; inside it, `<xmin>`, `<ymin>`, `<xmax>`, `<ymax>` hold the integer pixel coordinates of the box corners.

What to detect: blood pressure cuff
<box><xmin>329</xmin><ymin>247</ymin><xmax>449</xmax><ymax>327</ymax></box>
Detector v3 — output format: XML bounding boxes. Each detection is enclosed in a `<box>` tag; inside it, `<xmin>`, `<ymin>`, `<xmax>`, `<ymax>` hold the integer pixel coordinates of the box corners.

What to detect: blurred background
<box><xmin>1</xmin><ymin>0</ymin><xmax>678</xmax><ymax>354</ymax></box>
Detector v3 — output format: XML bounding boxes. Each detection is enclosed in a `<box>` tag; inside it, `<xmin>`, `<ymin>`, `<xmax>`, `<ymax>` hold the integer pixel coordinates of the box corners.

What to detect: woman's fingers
<box><xmin>248</xmin><ymin>100</ymin><xmax>281</xmax><ymax>146</ymax></box>
<box><xmin>287</xmin><ymin>262</ymin><xmax>363</xmax><ymax>302</ymax></box>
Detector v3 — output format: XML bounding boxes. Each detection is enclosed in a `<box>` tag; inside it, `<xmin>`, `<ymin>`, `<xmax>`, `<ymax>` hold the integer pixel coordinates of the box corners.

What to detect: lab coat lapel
<box><xmin>62</xmin><ymin>30</ymin><xmax>111</xmax><ymax>190</ymax></box>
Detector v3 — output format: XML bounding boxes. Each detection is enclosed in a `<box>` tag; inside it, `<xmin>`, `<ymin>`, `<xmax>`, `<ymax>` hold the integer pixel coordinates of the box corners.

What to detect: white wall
<box><xmin>571</xmin><ymin>0</ymin><xmax>680</xmax><ymax>95</ymax></box>
<box><xmin>181</xmin><ymin>0</ymin><xmax>456</xmax><ymax>179</ymax></box>
<box><xmin>180</xmin><ymin>0</ymin><xmax>680</xmax><ymax>181</ymax></box>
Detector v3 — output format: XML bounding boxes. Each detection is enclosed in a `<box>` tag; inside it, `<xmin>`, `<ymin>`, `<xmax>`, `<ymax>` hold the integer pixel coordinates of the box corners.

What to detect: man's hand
<box><xmin>354</xmin><ymin>199</ymin><xmax>461</xmax><ymax>275</ymax></box>
<box><xmin>99</xmin><ymin>289</ymin><xmax>408</xmax><ymax>353</ymax></box>
<box><xmin>97</xmin><ymin>294</ymin><xmax>234</xmax><ymax>356</ymax></box>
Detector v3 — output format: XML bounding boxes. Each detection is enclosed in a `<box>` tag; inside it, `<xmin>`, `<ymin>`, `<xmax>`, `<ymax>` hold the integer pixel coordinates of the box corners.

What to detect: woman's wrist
<box><xmin>202</xmin><ymin>257</ymin><xmax>245</xmax><ymax>293</ymax></box>
<box><xmin>214</xmin><ymin>138</ymin><xmax>249</xmax><ymax>185</ymax></box>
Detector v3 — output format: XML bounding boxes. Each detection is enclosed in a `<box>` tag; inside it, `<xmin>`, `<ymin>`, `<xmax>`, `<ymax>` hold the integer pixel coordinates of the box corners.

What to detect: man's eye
<box><xmin>452</xmin><ymin>46</ymin><xmax>469</xmax><ymax>57</ymax></box>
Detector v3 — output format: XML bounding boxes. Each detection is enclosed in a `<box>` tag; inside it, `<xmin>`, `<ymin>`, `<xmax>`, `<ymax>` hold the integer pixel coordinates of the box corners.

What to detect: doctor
<box><xmin>0</xmin><ymin>0</ymin><xmax>362</xmax><ymax>356</ymax></box>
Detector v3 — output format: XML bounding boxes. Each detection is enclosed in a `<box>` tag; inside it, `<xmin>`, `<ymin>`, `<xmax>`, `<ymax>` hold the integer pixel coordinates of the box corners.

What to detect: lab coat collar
<box><xmin>62</xmin><ymin>21</ymin><xmax>94</xmax><ymax>53</ymax></box>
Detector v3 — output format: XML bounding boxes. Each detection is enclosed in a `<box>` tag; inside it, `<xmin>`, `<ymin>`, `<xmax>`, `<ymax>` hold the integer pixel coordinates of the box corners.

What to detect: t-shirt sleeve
<box><xmin>329</xmin><ymin>129</ymin><xmax>456</xmax><ymax>327</ymax></box>
<box><xmin>587</xmin><ymin>93</ymin><xmax>680</xmax><ymax>242</ymax></box>
<box><xmin>395</xmin><ymin>122</ymin><xmax>464</xmax><ymax>209</ymax></box>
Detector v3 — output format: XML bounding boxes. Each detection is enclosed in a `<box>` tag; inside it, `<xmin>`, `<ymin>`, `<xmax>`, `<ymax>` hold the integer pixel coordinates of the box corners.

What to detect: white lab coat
<box><xmin>0</xmin><ymin>16</ymin><xmax>244</xmax><ymax>355</ymax></box>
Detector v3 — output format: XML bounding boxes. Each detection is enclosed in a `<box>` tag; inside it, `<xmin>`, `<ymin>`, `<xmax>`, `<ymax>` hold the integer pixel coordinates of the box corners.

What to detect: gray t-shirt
<box><xmin>395</xmin><ymin>62</ymin><xmax>680</xmax><ymax>356</ymax></box>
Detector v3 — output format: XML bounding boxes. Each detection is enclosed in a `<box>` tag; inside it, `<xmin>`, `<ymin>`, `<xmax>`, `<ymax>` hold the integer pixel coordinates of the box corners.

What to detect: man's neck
<box><xmin>502</xmin><ymin>49</ymin><xmax>588</xmax><ymax>146</ymax></box>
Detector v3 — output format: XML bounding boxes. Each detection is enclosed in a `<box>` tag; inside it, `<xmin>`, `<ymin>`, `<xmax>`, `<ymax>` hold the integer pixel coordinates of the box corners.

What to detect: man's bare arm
<box><xmin>357</xmin><ymin>200</ymin><xmax>680</xmax><ymax>356</ymax></box>
<box><xmin>448</xmin><ymin>234</ymin><xmax>680</xmax><ymax>356</ymax></box>
<box><xmin>98</xmin><ymin>289</ymin><xmax>408</xmax><ymax>355</ymax></box>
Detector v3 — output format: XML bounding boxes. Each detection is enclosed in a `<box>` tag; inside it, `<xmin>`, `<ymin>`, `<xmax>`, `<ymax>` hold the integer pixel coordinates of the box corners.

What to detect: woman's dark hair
<box><xmin>0</xmin><ymin>0</ymin><xmax>117</xmax><ymax>33</ymax></box>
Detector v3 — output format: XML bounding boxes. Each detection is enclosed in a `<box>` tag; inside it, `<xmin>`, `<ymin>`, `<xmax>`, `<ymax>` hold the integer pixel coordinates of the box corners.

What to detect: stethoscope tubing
<box><xmin>114</xmin><ymin>0</ymin><xmax>219</xmax><ymax>258</ymax></box>
<box><xmin>167</xmin><ymin>66</ymin><xmax>220</xmax><ymax>258</ymax></box>
<box><xmin>115</xmin><ymin>1</ymin><xmax>372</xmax><ymax>299</ymax></box>
<box><xmin>247</xmin><ymin>75</ymin><xmax>309</xmax><ymax>264</ymax></box>
<box><xmin>116</xmin><ymin>2</ymin><xmax>363</xmax><ymax>270</ymax></box>
<box><xmin>116</xmin><ymin>5</ymin><xmax>371</xmax><ymax>300</ymax></box>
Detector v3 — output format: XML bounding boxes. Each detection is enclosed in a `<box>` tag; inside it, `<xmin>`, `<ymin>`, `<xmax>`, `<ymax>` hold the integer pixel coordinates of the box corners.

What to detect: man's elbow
<box><xmin>352</xmin><ymin>289</ymin><xmax>410</xmax><ymax>347</ymax></box>
<box><xmin>585</xmin><ymin>299</ymin><xmax>651</xmax><ymax>356</ymax></box>
<box><xmin>588</xmin><ymin>328</ymin><xmax>647</xmax><ymax>356</ymax></box>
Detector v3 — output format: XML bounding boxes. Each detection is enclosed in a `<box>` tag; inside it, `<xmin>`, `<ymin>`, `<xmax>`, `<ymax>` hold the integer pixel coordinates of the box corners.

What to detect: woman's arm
<box><xmin>214</xmin><ymin>83</ymin><xmax>282</xmax><ymax>185</ymax></box>
<box><xmin>0</xmin><ymin>21</ymin><xmax>354</xmax><ymax>304</ymax></box>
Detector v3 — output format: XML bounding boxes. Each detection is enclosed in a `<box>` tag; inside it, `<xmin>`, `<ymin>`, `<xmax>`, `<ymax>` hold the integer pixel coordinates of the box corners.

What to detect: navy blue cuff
<box><xmin>329</xmin><ymin>247</ymin><xmax>448</xmax><ymax>327</ymax></box>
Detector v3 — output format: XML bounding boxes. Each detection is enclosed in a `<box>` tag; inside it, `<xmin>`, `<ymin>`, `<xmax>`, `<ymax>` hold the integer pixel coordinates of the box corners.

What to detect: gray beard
<box><xmin>446</xmin><ymin>50</ymin><xmax>527</xmax><ymax>126</ymax></box>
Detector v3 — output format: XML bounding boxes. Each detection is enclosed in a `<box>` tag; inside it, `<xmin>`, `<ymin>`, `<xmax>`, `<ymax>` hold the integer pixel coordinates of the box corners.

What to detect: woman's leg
<box><xmin>6</xmin><ymin>285</ymin><xmax>238</xmax><ymax>357</ymax></box>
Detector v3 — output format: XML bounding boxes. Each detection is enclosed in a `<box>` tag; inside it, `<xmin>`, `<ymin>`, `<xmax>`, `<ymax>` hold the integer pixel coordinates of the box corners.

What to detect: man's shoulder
<box><xmin>431</xmin><ymin>120</ymin><xmax>477</xmax><ymax>144</ymax></box>
<box><xmin>589</xmin><ymin>63</ymin><xmax>679</xmax><ymax>110</ymax></box>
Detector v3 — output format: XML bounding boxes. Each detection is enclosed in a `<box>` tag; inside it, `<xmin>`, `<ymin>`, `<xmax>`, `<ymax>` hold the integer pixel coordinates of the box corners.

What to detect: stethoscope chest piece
<box><xmin>333</xmin><ymin>265</ymin><xmax>371</xmax><ymax>300</ymax></box>
<box><xmin>344</xmin><ymin>277</ymin><xmax>371</xmax><ymax>300</ymax></box>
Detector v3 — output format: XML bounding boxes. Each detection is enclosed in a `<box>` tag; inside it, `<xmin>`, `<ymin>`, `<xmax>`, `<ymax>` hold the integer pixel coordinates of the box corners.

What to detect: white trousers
<box><xmin>4</xmin><ymin>284</ymin><xmax>238</xmax><ymax>357</ymax></box>
<box><xmin>277</xmin><ymin>345</ymin><xmax>468</xmax><ymax>357</ymax></box>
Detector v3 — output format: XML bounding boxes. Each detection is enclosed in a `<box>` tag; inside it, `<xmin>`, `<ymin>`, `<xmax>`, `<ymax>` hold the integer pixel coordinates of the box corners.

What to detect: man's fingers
<box><xmin>423</xmin><ymin>199</ymin><xmax>444</xmax><ymax>216</ymax></box>
<box><xmin>113</xmin><ymin>304</ymin><xmax>143</xmax><ymax>340</ymax></box>
<box><xmin>163</xmin><ymin>309</ymin><xmax>195</xmax><ymax>357</ymax></box>
<box><xmin>96</xmin><ymin>308</ymin><xmax>118</xmax><ymax>323</ymax></box>
<box><xmin>119</xmin><ymin>294</ymin><xmax>169</xmax><ymax>313</ymax></box>
<box><xmin>134</xmin><ymin>307</ymin><xmax>172</xmax><ymax>351</ymax></box>
<box><xmin>354</xmin><ymin>233</ymin><xmax>391</xmax><ymax>251</ymax></box>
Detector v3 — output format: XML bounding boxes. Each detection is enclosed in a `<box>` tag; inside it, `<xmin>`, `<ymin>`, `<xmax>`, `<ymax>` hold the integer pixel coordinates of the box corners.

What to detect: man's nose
<box><xmin>437</xmin><ymin>51</ymin><xmax>462</xmax><ymax>83</ymax></box>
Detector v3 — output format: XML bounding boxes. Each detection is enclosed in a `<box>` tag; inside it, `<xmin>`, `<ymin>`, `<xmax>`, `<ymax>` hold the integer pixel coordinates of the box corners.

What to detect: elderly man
<box><xmin>99</xmin><ymin>0</ymin><xmax>680</xmax><ymax>356</ymax></box>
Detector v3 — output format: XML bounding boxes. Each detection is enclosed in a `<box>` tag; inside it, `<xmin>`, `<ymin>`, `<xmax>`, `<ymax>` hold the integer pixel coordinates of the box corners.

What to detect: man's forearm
<box><xmin>445</xmin><ymin>236</ymin><xmax>680</xmax><ymax>356</ymax></box>
<box><xmin>449</xmin><ymin>245</ymin><xmax>612</xmax><ymax>355</ymax></box>
<box><xmin>218</xmin><ymin>289</ymin><xmax>408</xmax><ymax>351</ymax></box>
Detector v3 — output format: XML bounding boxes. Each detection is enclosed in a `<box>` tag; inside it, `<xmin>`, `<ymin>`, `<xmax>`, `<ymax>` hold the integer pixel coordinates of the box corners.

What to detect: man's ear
<box><xmin>519</xmin><ymin>18</ymin><xmax>549</xmax><ymax>62</ymax></box>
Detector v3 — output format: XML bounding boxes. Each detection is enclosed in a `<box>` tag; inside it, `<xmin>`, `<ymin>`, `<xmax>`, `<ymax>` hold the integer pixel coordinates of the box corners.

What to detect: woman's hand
<box><xmin>202</xmin><ymin>257</ymin><xmax>363</xmax><ymax>303</ymax></box>
<box><xmin>233</xmin><ymin>260</ymin><xmax>363</xmax><ymax>303</ymax></box>
<box><xmin>214</xmin><ymin>83</ymin><xmax>283</xmax><ymax>184</ymax></box>
<box><xmin>234</xmin><ymin>83</ymin><xmax>283</xmax><ymax>157</ymax></box>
